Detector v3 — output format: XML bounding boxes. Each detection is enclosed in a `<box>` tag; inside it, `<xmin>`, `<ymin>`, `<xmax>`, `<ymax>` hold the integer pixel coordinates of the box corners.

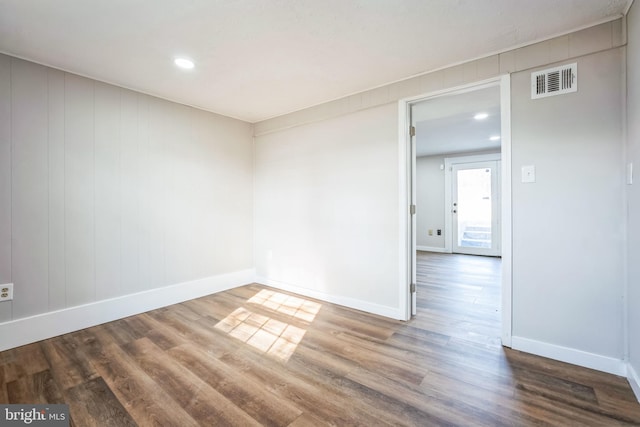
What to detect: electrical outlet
<box><xmin>428</xmin><ymin>229</ymin><xmax>433</xmax><ymax>236</ymax></box>
<box><xmin>0</xmin><ymin>283</ymin><xmax>13</xmax><ymax>301</ymax></box>
<box><xmin>437</xmin><ymin>229</ymin><xmax>442</xmax><ymax>236</ymax></box>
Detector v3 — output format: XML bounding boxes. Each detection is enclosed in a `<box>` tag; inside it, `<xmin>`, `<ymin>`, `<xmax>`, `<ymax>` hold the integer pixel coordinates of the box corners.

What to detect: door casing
<box><xmin>398</xmin><ymin>75</ymin><xmax>512</xmax><ymax>347</ymax></box>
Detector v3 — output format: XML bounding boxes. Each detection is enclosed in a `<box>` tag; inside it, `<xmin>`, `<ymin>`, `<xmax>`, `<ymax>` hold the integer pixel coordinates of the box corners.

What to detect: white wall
<box><xmin>254</xmin><ymin>103</ymin><xmax>401</xmax><ymax>318</ymax></box>
<box><xmin>254</xmin><ymin>18</ymin><xmax>629</xmax><ymax>377</ymax></box>
<box><xmin>511</xmin><ymin>48</ymin><xmax>625</xmax><ymax>364</ymax></box>
<box><xmin>416</xmin><ymin>155</ymin><xmax>446</xmax><ymax>250</ymax></box>
<box><xmin>626</xmin><ymin>0</ymin><xmax>640</xmax><ymax>396</ymax></box>
<box><xmin>0</xmin><ymin>55</ymin><xmax>253</xmax><ymax>330</ymax></box>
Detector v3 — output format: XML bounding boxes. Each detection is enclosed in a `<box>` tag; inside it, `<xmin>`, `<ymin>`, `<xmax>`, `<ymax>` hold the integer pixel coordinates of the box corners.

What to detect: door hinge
<box><xmin>409</xmin><ymin>126</ymin><xmax>416</xmax><ymax>137</ymax></box>
<box><xmin>410</xmin><ymin>204</ymin><xmax>416</xmax><ymax>215</ymax></box>
<box><xmin>410</xmin><ymin>283</ymin><xmax>416</xmax><ymax>293</ymax></box>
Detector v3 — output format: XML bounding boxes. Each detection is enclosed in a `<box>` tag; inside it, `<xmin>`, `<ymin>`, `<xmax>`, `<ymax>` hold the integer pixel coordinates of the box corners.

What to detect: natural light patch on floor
<box><xmin>214</xmin><ymin>291</ymin><xmax>322</xmax><ymax>361</ymax></box>
<box><xmin>247</xmin><ymin>289</ymin><xmax>322</xmax><ymax>323</ymax></box>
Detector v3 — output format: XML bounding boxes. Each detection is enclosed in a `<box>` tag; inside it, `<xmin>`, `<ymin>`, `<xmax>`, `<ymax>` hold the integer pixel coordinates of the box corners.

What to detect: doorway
<box><xmin>400</xmin><ymin>76</ymin><xmax>512</xmax><ymax>346</ymax></box>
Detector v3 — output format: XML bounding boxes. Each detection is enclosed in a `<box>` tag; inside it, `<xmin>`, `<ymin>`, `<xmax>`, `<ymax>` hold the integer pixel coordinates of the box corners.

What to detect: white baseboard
<box><xmin>511</xmin><ymin>336</ymin><xmax>626</xmax><ymax>376</ymax></box>
<box><xmin>0</xmin><ymin>268</ymin><xmax>255</xmax><ymax>352</ymax></box>
<box><xmin>628</xmin><ymin>363</ymin><xmax>640</xmax><ymax>402</ymax></box>
<box><xmin>256</xmin><ymin>276</ymin><xmax>404</xmax><ymax>320</ymax></box>
<box><xmin>416</xmin><ymin>245</ymin><xmax>447</xmax><ymax>253</ymax></box>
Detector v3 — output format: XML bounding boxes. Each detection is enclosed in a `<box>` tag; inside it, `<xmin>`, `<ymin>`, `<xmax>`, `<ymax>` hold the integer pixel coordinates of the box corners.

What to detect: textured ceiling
<box><xmin>0</xmin><ymin>0</ymin><xmax>631</xmax><ymax>122</ymax></box>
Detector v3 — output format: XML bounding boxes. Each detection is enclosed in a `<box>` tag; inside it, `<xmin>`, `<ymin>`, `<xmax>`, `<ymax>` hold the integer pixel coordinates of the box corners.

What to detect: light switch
<box><xmin>521</xmin><ymin>165</ymin><xmax>536</xmax><ymax>183</ymax></box>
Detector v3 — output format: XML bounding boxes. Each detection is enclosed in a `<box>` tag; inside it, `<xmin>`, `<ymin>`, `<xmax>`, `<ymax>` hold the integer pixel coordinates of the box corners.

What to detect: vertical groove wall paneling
<box><xmin>47</xmin><ymin>68</ymin><xmax>66</xmax><ymax>311</ymax></box>
<box><xmin>120</xmin><ymin>89</ymin><xmax>141</xmax><ymax>294</ymax></box>
<box><xmin>208</xmin><ymin>114</ymin><xmax>254</xmax><ymax>274</ymax></box>
<box><xmin>137</xmin><ymin>95</ymin><xmax>151</xmax><ymax>291</ymax></box>
<box><xmin>11</xmin><ymin>59</ymin><xmax>49</xmax><ymax>318</ymax></box>
<box><xmin>0</xmin><ymin>53</ymin><xmax>254</xmax><ymax>327</ymax></box>
<box><xmin>193</xmin><ymin>109</ymin><xmax>218</xmax><ymax>279</ymax></box>
<box><xmin>94</xmin><ymin>82</ymin><xmax>122</xmax><ymax>301</ymax></box>
<box><xmin>64</xmin><ymin>74</ymin><xmax>96</xmax><ymax>307</ymax></box>
<box><xmin>0</xmin><ymin>54</ymin><xmax>12</xmax><ymax>322</ymax></box>
<box><xmin>146</xmin><ymin>97</ymin><xmax>169</xmax><ymax>289</ymax></box>
<box><xmin>164</xmin><ymin>103</ymin><xmax>194</xmax><ymax>286</ymax></box>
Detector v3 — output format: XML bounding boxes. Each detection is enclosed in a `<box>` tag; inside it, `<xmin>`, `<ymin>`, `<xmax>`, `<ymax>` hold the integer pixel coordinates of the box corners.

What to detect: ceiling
<box><xmin>414</xmin><ymin>85</ymin><xmax>501</xmax><ymax>157</ymax></box>
<box><xmin>0</xmin><ymin>0</ymin><xmax>631</xmax><ymax>123</ymax></box>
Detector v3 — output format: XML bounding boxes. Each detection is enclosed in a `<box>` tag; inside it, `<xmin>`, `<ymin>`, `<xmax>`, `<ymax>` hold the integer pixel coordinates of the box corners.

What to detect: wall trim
<box><xmin>0</xmin><ymin>269</ymin><xmax>255</xmax><ymax>352</ymax></box>
<box><xmin>416</xmin><ymin>245</ymin><xmax>447</xmax><ymax>253</ymax></box>
<box><xmin>628</xmin><ymin>363</ymin><xmax>640</xmax><ymax>402</ymax></box>
<box><xmin>398</xmin><ymin>98</ymin><xmax>411</xmax><ymax>320</ymax></box>
<box><xmin>511</xmin><ymin>336</ymin><xmax>626</xmax><ymax>376</ymax></box>
<box><xmin>256</xmin><ymin>276</ymin><xmax>404</xmax><ymax>321</ymax></box>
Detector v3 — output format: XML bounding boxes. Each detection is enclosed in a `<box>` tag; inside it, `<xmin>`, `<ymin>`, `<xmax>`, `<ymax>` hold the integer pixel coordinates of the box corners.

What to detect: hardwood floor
<box><xmin>1</xmin><ymin>251</ymin><xmax>639</xmax><ymax>426</ymax></box>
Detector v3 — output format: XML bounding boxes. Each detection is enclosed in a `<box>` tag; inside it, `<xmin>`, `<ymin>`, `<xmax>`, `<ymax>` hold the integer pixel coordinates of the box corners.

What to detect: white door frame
<box><xmin>445</xmin><ymin>154</ymin><xmax>501</xmax><ymax>256</ymax></box>
<box><xmin>397</xmin><ymin>75</ymin><xmax>512</xmax><ymax>347</ymax></box>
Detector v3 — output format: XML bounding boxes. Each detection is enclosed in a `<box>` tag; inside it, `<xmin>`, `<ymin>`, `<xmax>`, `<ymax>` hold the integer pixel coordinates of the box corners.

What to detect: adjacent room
<box><xmin>1</xmin><ymin>0</ymin><xmax>640</xmax><ymax>425</ymax></box>
<box><xmin>413</xmin><ymin>84</ymin><xmax>504</xmax><ymax>352</ymax></box>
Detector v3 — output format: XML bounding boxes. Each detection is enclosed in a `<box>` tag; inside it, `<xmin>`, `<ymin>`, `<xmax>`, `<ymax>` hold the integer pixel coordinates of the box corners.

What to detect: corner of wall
<box><xmin>254</xmin><ymin>276</ymin><xmax>405</xmax><ymax>321</ymax></box>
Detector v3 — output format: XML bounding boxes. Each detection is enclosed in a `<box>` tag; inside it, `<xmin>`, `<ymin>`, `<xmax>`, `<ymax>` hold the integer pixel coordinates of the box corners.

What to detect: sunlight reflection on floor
<box><xmin>214</xmin><ymin>290</ymin><xmax>322</xmax><ymax>361</ymax></box>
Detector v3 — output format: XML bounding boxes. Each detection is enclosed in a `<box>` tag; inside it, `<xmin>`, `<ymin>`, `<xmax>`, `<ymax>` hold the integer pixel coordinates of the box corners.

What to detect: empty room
<box><xmin>1</xmin><ymin>1</ymin><xmax>640</xmax><ymax>425</ymax></box>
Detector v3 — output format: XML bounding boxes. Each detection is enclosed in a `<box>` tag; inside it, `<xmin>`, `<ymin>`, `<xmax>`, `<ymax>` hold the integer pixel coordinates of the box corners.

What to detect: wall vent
<box><xmin>531</xmin><ymin>63</ymin><xmax>577</xmax><ymax>99</ymax></box>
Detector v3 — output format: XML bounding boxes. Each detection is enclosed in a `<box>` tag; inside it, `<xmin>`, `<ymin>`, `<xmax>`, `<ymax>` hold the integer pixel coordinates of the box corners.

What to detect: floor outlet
<box><xmin>0</xmin><ymin>283</ymin><xmax>13</xmax><ymax>301</ymax></box>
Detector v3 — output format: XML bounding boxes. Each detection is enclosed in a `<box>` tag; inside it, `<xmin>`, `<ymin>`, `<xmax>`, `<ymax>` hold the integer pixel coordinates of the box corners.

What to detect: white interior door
<box><xmin>452</xmin><ymin>161</ymin><xmax>501</xmax><ymax>256</ymax></box>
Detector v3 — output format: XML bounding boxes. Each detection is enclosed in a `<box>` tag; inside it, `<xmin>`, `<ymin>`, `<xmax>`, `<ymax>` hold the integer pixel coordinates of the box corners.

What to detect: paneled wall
<box><xmin>0</xmin><ymin>54</ymin><xmax>253</xmax><ymax>323</ymax></box>
<box><xmin>627</xmin><ymin>0</ymin><xmax>640</xmax><ymax>390</ymax></box>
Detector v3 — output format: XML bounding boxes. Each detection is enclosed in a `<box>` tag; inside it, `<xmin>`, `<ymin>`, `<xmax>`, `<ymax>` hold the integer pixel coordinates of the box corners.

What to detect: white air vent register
<box><xmin>531</xmin><ymin>63</ymin><xmax>577</xmax><ymax>99</ymax></box>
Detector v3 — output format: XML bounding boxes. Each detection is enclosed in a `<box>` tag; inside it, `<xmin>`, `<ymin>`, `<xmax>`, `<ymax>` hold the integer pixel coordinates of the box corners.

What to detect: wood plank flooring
<box><xmin>1</xmin><ymin>251</ymin><xmax>639</xmax><ymax>426</ymax></box>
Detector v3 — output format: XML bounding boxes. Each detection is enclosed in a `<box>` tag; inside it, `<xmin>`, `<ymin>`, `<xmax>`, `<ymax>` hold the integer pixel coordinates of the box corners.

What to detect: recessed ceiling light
<box><xmin>489</xmin><ymin>135</ymin><xmax>501</xmax><ymax>141</ymax></box>
<box><xmin>174</xmin><ymin>58</ymin><xmax>194</xmax><ymax>69</ymax></box>
<box><xmin>474</xmin><ymin>112</ymin><xmax>489</xmax><ymax>120</ymax></box>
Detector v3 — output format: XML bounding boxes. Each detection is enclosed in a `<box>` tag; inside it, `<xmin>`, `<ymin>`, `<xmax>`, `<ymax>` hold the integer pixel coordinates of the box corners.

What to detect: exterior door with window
<box><xmin>452</xmin><ymin>161</ymin><xmax>501</xmax><ymax>256</ymax></box>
